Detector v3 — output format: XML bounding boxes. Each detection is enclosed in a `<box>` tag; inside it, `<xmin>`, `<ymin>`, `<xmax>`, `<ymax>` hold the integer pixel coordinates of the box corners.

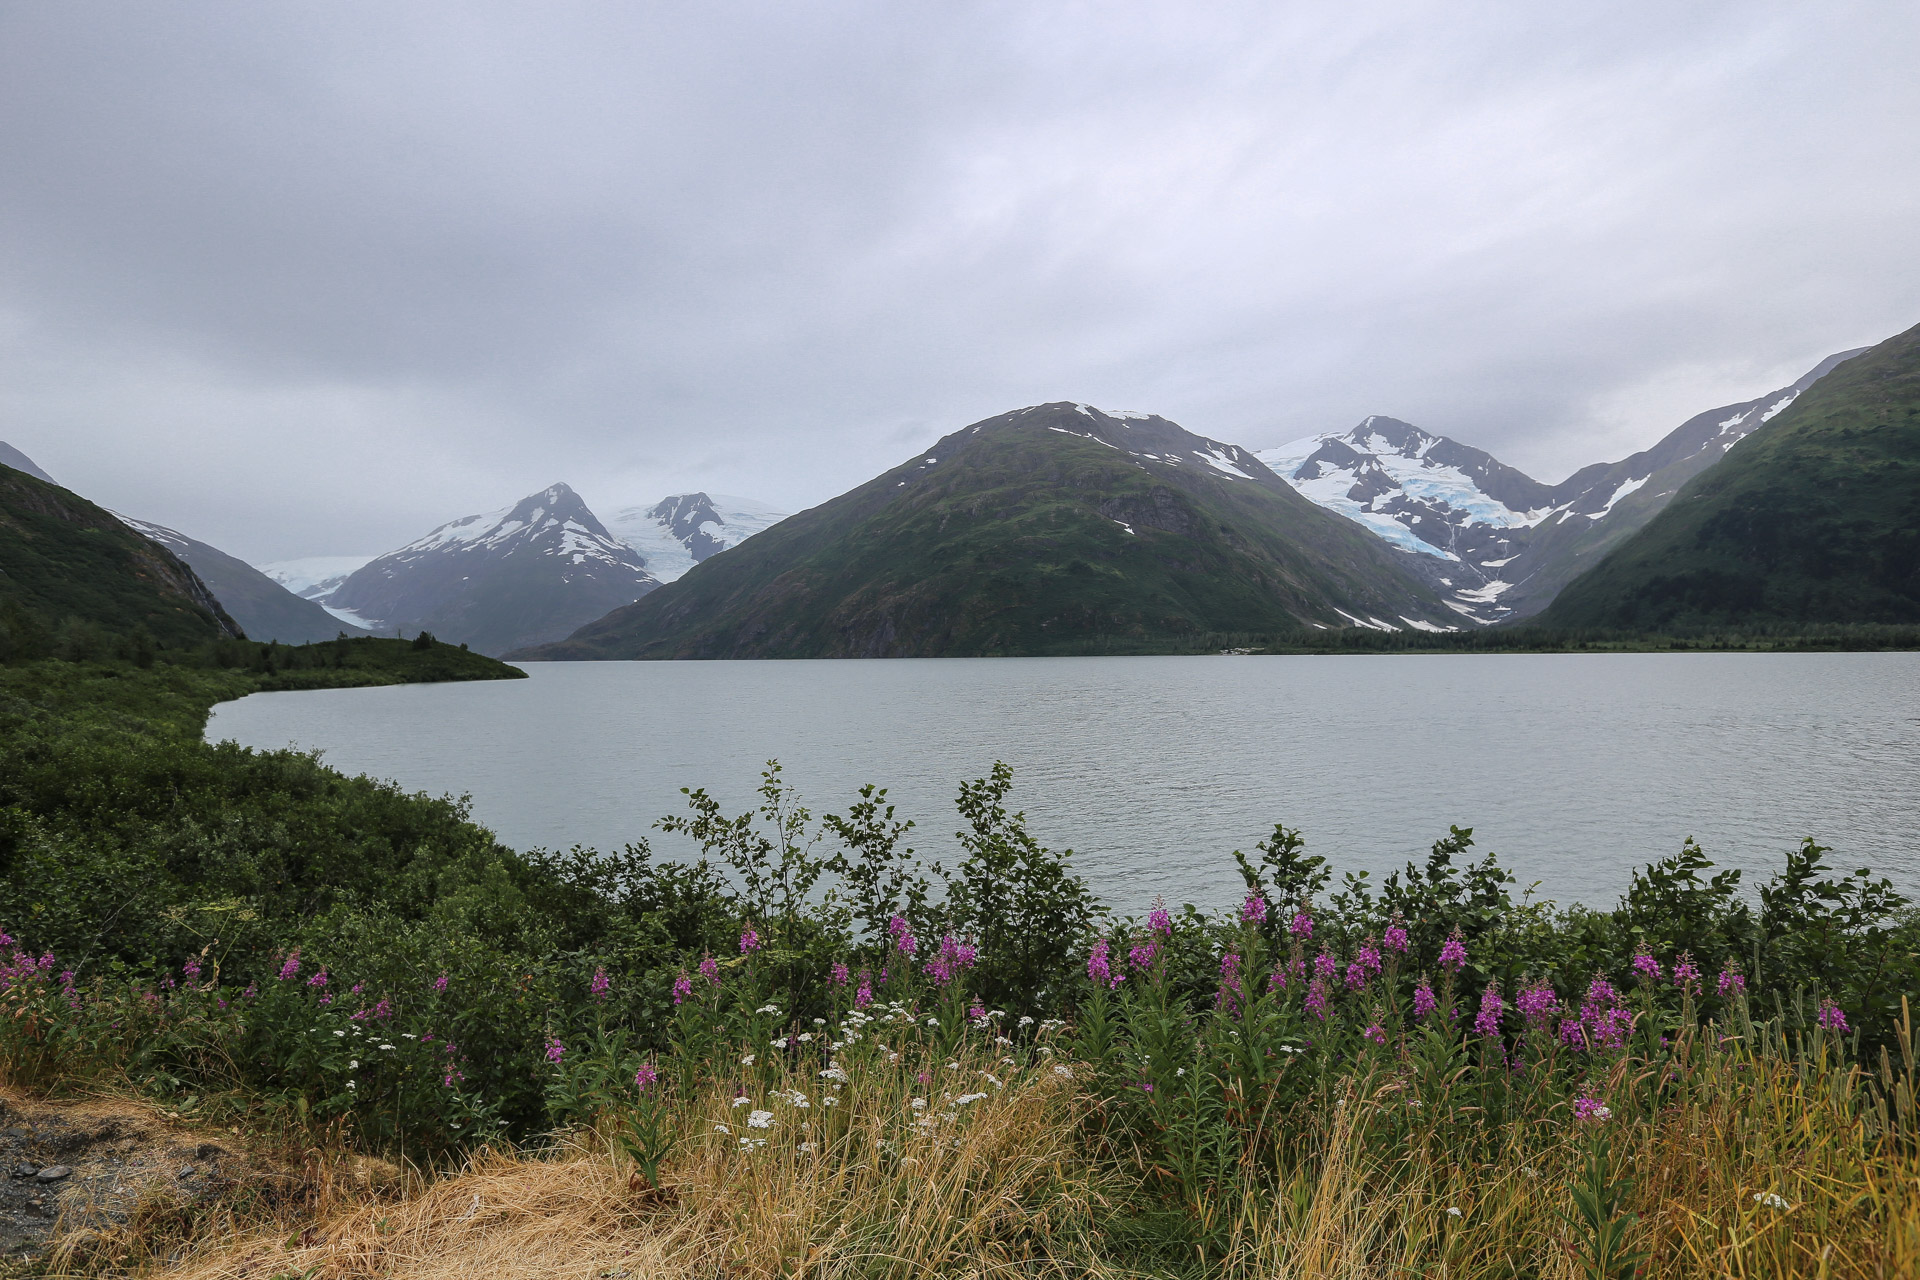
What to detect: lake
<box><xmin>205</xmin><ymin>654</ymin><xmax>1920</xmax><ymax>914</ymax></box>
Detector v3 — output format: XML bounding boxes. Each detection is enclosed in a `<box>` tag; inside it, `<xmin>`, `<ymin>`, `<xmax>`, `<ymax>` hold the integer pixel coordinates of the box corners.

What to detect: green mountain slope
<box><xmin>515</xmin><ymin>403</ymin><xmax>1456</xmax><ymax>660</ymax></box>
<box><xmin>0</xmin><ymin>464</ymin><xmax>242</xmax><ymax>648</ymax></box>
<box><xmin>118</xmin><ymin>515</ymin><xmax>365</xmax><ymax>645</ymax></box>
<box><xmin>1540</xmin><ymin>321</ymin><xmax>1920</xmax><ymax>630</ymax></box>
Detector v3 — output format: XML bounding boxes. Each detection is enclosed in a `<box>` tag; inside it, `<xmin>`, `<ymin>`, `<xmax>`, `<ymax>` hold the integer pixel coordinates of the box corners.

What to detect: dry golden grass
<box><xmin>156</xmin><ymin>1046</ymin><xmax>1115</xmax><ymax>1280</ymax></box>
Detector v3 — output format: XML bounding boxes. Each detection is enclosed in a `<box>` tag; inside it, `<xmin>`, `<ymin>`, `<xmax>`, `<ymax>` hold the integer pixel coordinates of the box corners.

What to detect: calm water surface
<box><xmin>206</xmin><ymin>654</ymin><xmax>1920</xmax><ymax>912</ymax></box>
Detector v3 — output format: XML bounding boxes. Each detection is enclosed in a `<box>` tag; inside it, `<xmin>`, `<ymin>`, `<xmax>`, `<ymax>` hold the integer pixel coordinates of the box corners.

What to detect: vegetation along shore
<box><xmin>0</xmin><ymin>641</ymin><xmax>1911</xmax><ymax>1276</ymax></box>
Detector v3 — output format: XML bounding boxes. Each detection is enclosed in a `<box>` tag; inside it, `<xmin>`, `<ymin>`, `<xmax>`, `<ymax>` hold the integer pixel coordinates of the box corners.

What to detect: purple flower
<box><xmin>544</xmin><ymin>1035</ymin><xmax>565</xmax><ymax>1064</ymax></box>
<box><xmin>1631</xmin><ymin>948</ymin><xmax>1662</xmax><ymax>985</ymax></box>
<box><xmin>1438</xmin><ymin>931</ymin><xmax>1467</xmax><ymax>972</ymax></box>
<box><xmin>351</xmin><ymin>983</ymin><xmax>364</xmax><ymax>995</ymax></box>
<box><xmin>1515</xmin><ymin>980</ymin><xmax>1559</xmax><ymax>1027</ymax></box>
<box><xmin>1672</xmin><ymin>954</ymin><xmax>1701</xmax><ymax>990</ymax></box>
<box><xmin>1087</xmin><ymin>940</ymin><xmax>1116</xmax><ymax>990</ymax></box>
<box><xmin>830</xmin><ymin>961</ymin><xmax>850</xmax><ymax>987</ymax></box>
<box><xmin>1313</xmin><ymin>952</ymin><xmax>1338</xmax><ymax>983</ymax></box>
<box><xmin>1473</xmin><ymin>984</ymin><xmax>1504</xmax><ymax>1038</ymax></box>
<box><xmin>855</xmin><ymin>971</ymin><xmax>873</xmax><ymax>1009</ymax></box>
<box><xmin>1816</xmin><ymin>999</ymin><xmax>1850</xmax><ymax>1034</ymax></box>
<box><xmin>1289</xmin><ymin>910</ymin><xmax>1314</xmax><ymax>939</ymax></box>
<box><xmin>1216</xmin><ymin>952</ymin><xmax>1244</xmax><ymax>1013</ymax></box>
<box><xmin>888</xmin><ymin>916</ymin><xmax>917</xmax><ymax>957</ymax></box>
<box><xmin>1304</xmin><ymin>976</ymin><xmax>1329</xmax><ymax>1022</ymax></box>
<box><xmin>307</xmin><ymin>967</ymin><xmax>329</xmax><ymax>989</ymax></box>
<box><xmin>590</xmin><ymin>967</ymin><xmax>610</xmax><ymax>1000</ymax></box>
<box><xmin>672</xmin><ymin>971</ymin><xmax>694</xmax><ymax>1006</ymax></box>
<box><xmin>1241</xmin><ymin>894</ymin><xmax>1269</xmax><ymax>925</ymax></box>
<box><xmin>1716</xmin><ymin>967</ymin><xmax>1746</xmax><ymax>997</ymax></box>
<box><xmin>277</xmin><ymin>950</ymin><xmax>302</xmax><ymax>981</ymax></box>
<box><xmin>1382</xmin><ymin>923</ymin><xmax>1409</xmax><ymax>954</ymax></box>
<box><xmin>1266</xmin><ymin>968</ymin><xmax>1287</xmax><ymax>993</ymax></box>
<box><xmin>1559</xmin><ymin>1017</ymin><xmax>1587</xmax><ymax>1049</ymax></box>
<box><xmin>739</xmin><ymin>928</ymin><xmax>761</xmax><ymax>954</ymax></box>
<box><xmin>635</xmin><ymin>1061</ymin><xmax>658</xmax><ymax>1093</ymax></box>
<box><xmin>924</xmin><ymin>934</ymin><xmax>978</xmax><ymax>986</ymax></box>
<box><xmin>969</xmin><ymin>997</ymin><xmax>986</xmax><ymax>1021</ymax></box>
<box><xmin>1128</xmin><ymin>940</ymin><xmax>1160</xmax><ymax>971</ymax></box>
<box><xmin>1148</xmin><ymin>905</ymin><xmax>1173</xmax><ymax>938</ymax></box>
<box><xmin>1364</xmin><ymin>1023</ymin><xmax>1386</xmax><ymax>1044</ymax></box>
<box><xmin>182</xmin><ymin>958</ymin><xmax>202</xmax><ymax>983</ymax></box>
<box><xmin>434</xmin><ymin>973</ymin><xmax>449</xmax><ymax>993</ymax></box>
<box><xmin>698</xmin><ymin>955</ymin><xmax>720</xmax><ymax>984</ymax></box>
<box><xmin>1578</xmin><ymin>977</ymin><xmax>1632</xmax><ymax>1049</ymax></box>
<box><xmin>1413</xmin><ymin>977</ymin><xmax>1438</xmax><ymax>1021</ymax></box>
<box><xmin>318</xmin><ymin>993</ymin><xmax>332</xmax><ymax>1006</ymax></box>
<box><xmin>1573</xmin><ymin>1094</ymin><xmax>1612</xmax><ymax>1123</ymax></box>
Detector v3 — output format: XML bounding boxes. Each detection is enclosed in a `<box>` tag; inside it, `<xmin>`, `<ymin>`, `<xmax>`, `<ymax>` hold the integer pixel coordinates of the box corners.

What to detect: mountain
<box><xmin>1256</xmin><ymin>350</ymin><xmax>1868</xmax><ymax>623</ymax></box>
<box><xmin>513</xmin><ymin>402</ymin><xmax>1458</xmax><ymax>660</ymax></box>
<box><xmin>116</xmin><ymin>517</ymin><xmax>366</xmax><ymax>644</ymax></box>
<box><xmin>0</xmin><ymin>443</ymin><xmax>55</xmax><ymax>485</ymax></box>
<box><xmin>1539</xmin><ymin>321</ymin><xmax>1920</xmax><ymax>630</ymax></box>
<box><xmin>324</xmin><ymin>483</ymin><xmax>660</xmax><ymax>654</ymax></box>
<box><xmin>602</xmin><ymin>493</ymin><xmax>788</xmax><ymax>582</ymax></box>
<box><xmin>258</xmin><ymin>555</ymin><xmax>377</xmax><ymax>606</ymax></box>
<box><xmin>0</xmin><ymin>462</ymin><xmax>241</xmax><ymax>650</ymax></box>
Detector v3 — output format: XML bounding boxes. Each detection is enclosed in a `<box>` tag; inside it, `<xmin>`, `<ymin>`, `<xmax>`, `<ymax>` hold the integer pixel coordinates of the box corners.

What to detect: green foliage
<box><xmin>945</xmin><ymin>762</ymin><xmax>1098</xmax><ymax>1008</ymax></box>
<box><xmin>1558</xmin><ymin>1135</ymin><xmax>1651</xmax><ymax>1280</ymax></box>
<box><xmin>1545</xmin><ymin>319</ymin><xmax>1920</xmax><ymax>630</ymax></box>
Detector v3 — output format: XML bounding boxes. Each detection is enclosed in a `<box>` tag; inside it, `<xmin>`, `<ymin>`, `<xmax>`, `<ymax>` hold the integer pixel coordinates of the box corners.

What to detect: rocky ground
<box><xmin>0</xmin><ymin>1090</ymin><xmax>294</xmax><ymax>1272</ymax></box>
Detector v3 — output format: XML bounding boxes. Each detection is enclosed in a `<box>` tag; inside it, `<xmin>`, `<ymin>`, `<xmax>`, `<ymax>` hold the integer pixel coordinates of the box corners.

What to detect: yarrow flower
<box><xmin>1438</xmin><ymin>931</ymin><xmax>1467</xmax><ymax>972</ymax></box>
<box><xmin>1241</xmin><ymin>894</ymin><xmax>1269</xmax><ymax>925</ymax></box>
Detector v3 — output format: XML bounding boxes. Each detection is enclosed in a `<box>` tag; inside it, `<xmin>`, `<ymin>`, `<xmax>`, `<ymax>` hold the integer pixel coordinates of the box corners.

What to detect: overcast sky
<box><xmin>3</xmin><ymin>1</ymin><xmax>1917</xmax><ymax>562</ymax></box>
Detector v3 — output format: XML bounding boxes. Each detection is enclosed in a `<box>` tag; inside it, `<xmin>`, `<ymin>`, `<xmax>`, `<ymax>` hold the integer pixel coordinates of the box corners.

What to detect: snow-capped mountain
<box><xmin>259</xmin><ymin>556</ymin><xmax>376</xmax><ymax>601</ymax></box>
<box><xmin>325</xmin><ymin>483</ymin><xmax>660</xmax><ymax>655</ymax></box>
<box><xmin>602</xmin><ymin>492</ymin><xmax>788</xmax><ymax>582</ymax></box>
<box><xmin>1254</xmin><ymin>349</ymin><xmax>1867</xmax><ymax>623</ymax></box>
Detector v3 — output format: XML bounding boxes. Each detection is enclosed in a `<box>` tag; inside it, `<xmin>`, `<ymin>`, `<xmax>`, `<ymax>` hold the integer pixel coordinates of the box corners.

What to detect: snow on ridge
<box><xmin>1759</xmin><ymin>391</ymin><xmax>1798</xmax><ymax>422</ymax></box>
<box><xmin>1199</xmin><ymin>448</ymin><xmax>1254</xmax><ymax>480</ymax></box>
<box><xmin>258</xmin><ymin>555</ymin><xmax>378</xmax><ymax>598</ymax></box>
<box><xmin>1588</xmin><ymin>474</ymin><xmax>1649</xmax><ymax>519</ymax></box>
<box><xmin>1333</xmin><ymin>607</ymin><xmax>1398</xmax><ymax>632</ymax></box>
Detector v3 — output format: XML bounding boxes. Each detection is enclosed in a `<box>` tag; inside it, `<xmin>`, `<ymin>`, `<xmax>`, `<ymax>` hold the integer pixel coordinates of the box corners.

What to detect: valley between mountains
<box><xmin>5</xmin><ymin>322</ymin><xmax>1916</xmax><ymax>658</ymax></box>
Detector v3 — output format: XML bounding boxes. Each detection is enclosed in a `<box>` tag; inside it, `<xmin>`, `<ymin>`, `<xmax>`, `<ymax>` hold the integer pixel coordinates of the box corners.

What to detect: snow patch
<box><xmin>1760</xmin><ymin>391</ymin><xmax>1798</xmax><ymax>422</ymax></box>
<box><xmin>1588</xmin><ymin>474</ymin><xmax>1649</xmax><ymax>519</ymax></box>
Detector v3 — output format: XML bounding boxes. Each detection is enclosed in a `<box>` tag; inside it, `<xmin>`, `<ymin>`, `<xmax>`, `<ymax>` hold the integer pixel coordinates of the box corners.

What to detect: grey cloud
<box><xmin>2</xmin><ymin>1</ymin><xmax>1916</xmax><ymax>561</ymax></box>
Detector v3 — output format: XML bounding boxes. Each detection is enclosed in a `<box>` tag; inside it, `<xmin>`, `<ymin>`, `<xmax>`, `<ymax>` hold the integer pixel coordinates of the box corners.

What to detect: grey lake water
<box><xmin>205</xmin><ymin>654</ymin><xmax>1920</xmax><ymax>914</ymax></box>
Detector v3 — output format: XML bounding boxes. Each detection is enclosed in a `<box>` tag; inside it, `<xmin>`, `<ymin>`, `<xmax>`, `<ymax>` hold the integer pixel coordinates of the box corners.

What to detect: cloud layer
<box><xmin>3</xmin><ymin>1</ymin><xmax>1917</xmax><ymax>560</ymax></box>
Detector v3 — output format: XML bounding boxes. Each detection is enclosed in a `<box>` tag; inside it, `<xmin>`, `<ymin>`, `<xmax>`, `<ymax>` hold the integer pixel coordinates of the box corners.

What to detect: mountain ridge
<box><xmin>513</xmin><ymin>402</ymin><xmax>1459</xmax><ymax>660</ymax></box>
